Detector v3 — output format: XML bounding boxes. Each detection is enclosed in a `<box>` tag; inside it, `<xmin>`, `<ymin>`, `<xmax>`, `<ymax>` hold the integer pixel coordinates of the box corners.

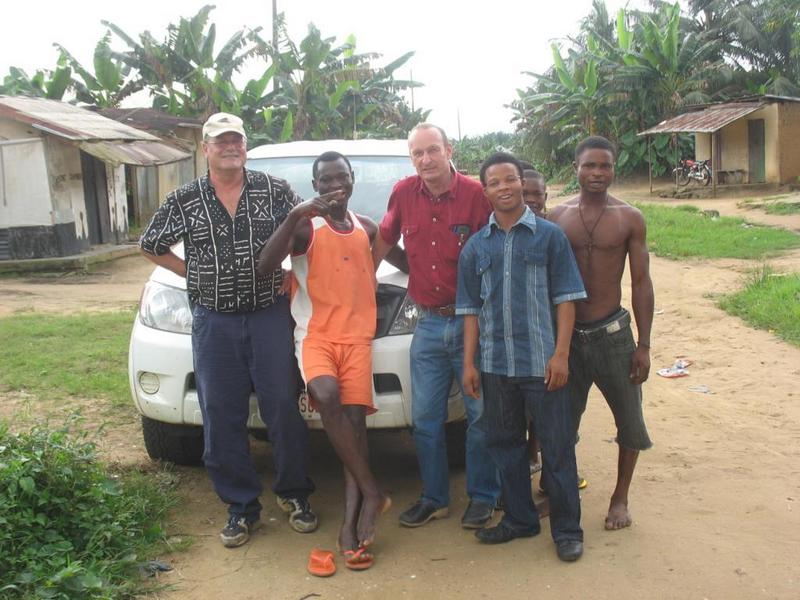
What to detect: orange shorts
<box><xmin>299</xmin><ymin>339</ymin><xmax>375</xmax><ymax>414</ymax></box>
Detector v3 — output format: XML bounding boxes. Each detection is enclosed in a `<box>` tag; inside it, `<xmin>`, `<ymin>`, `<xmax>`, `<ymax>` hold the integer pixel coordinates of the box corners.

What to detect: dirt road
<box><xmin>1</xmin><ymin>193</ymin><xmax>798</xmax><ymax>599</ymax></box>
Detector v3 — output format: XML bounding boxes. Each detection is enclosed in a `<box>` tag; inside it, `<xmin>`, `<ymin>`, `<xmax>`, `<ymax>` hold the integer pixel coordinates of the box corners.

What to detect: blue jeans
<box><xmin>481</xmin><ymin>373</ymin><xmax>583</xmax><ymax>543</ymax></box>
<box><xmin>192</xmin><ymin>298</ymin><xmax>315</xmax><ymax>520</ymax></box>
<box><xmin>410</xmin><ymin>312</ymin><xmax>500</xmax><ymax>507</ymax></box>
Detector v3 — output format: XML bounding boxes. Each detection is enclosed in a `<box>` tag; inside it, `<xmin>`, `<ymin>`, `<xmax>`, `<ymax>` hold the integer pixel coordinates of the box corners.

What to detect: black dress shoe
<box><xmin>556</xmin><ymin>539</ymin><xmax>584</xmax><ymax>562</ymax></box>
<box><xmin>399</xmin><ymin>499</ymin><xmax>449</xmax><ymax>528</ymax></box>
<box><xmin>475</xmin><ymin>522</ymin><xmax>539</xmax><ymax>544</ymax></box>
<box><xmin>461</xmin><ymin>500</ymin><xmax>495</xmax><ymax>529</ymax></box>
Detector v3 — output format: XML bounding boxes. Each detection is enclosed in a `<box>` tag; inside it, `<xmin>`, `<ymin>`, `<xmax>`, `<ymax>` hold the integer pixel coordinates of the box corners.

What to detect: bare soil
<box><xmin>1</xmin><ymin>187</ymin><xmax>798</xmax><ymax>600</ymax></box>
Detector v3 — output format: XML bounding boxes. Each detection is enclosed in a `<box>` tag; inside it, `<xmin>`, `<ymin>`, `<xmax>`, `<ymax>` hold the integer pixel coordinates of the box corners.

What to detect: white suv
<box><xmin>129</xmin><ymin>139</ymin><xmax>466</xmax><ymax>465</ymax></box>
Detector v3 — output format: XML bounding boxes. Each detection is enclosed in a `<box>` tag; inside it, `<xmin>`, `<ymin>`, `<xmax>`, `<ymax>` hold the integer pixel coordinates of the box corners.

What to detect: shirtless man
<box><xmin>548</xmin><ymin>136</ymin><xmax>654</xmax><ymax>530</ymax></box>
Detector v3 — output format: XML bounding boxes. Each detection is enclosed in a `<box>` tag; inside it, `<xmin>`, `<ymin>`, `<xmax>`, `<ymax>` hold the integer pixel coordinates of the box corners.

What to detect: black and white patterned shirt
<box><xmin>140</xmin><ymin>169</ymin><xmax>299</xmax><ymax>312</ymax></box>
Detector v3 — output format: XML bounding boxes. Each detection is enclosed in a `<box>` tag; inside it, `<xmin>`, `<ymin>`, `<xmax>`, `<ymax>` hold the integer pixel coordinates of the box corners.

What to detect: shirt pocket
<box><xmin>524</xmin><ymin>249</ymin><xmax>548</xmax><ymax>290</ymax></box>
<box><xmin>477</xmin><ymin>254</ymin><xmax>492</xmax><ymax>300</ymax></box>
<box><xmin>444</xmin><ymin>223</ymin><xmax>471</xmax><ymax>262</ymax></box>
<box><xmin>402</xmin><ymin>224</ymin><xmax>420</xmax><ymax>257</ymax></box>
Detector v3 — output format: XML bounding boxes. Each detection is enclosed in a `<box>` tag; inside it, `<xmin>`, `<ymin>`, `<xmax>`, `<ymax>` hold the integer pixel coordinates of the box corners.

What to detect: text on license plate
<box><xmin>298</xmin><ymin>390</ymin><xmax>320</xmax><ymax>420</ymax></box>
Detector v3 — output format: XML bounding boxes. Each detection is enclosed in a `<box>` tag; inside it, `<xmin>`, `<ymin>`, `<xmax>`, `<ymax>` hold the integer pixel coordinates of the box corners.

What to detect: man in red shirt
<box><xmin>373</xmin><ymin>123</ymin><xmax>500</xmax><ymax>529</ymax></box>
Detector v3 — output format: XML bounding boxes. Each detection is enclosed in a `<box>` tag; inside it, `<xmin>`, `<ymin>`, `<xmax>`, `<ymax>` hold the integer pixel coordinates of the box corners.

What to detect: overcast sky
<box><xmin>0</xmin><ymin>0</ymin><xmax>652</xmax><ymax>137</ymax></box>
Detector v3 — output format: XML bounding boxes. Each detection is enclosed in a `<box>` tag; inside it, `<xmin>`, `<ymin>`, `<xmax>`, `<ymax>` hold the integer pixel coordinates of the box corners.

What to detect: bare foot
<box><xmin>604</xmin><ymin>500</ymin><xmax>632</xmax><ymax>530</ymax></box>
<box><xmin>338</xmin><ymin>520</ymin><xmax>359</xmax><ymax>553</ymax></box>
<box><xmin>357</xmin><ymin>493</ymin><xmax>392</xmax><ymax>547</ymax></box>
<box><xmin>535</xmin><ymin>496</ymin><xmax>550</xmax><ymax>519</ymax></box>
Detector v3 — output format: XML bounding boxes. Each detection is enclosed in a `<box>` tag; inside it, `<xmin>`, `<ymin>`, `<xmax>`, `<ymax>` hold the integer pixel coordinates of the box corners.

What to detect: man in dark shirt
<box><xmin>139</xmin><ymin>113</ymin><xmax>316</xmax><ymax>548</ymax></box>
<box><xmin>372</xmin><ymin>123</ymin><xmax>501</xmax><ymax>530</ymax></box>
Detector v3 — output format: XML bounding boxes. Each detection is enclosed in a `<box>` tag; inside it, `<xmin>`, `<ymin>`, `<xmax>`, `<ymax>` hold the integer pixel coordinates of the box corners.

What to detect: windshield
<box><xmin>247</xmin><ymin>155</ymin><xmax>416</xmax><ymax>222</ymax></box>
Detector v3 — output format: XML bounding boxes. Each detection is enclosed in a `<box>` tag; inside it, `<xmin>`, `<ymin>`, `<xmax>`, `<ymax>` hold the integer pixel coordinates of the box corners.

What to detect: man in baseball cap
<box><xmin>140</xmin><ymin>110</ymin><xmax>318</xmax><ymax>548</ymax></box>
<box><xmin>202</xmin><ymin>112</ymin><xmax>247</xmax><ymax>139</ymax></box>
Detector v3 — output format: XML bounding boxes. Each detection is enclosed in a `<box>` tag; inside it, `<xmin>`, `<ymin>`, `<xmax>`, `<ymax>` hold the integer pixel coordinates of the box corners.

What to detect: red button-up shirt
<box><xmin>379</xmin><ymin>171</ymin><xmax>491</xmax><ymax>307</ymax></box>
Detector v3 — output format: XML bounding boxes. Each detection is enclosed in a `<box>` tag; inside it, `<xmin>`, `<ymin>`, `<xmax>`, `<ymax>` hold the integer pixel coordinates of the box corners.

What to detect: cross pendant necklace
<box><xmin>578</xmin><ymin>198</ymin><xmax>609</xmax><ymax>257</ymax></box>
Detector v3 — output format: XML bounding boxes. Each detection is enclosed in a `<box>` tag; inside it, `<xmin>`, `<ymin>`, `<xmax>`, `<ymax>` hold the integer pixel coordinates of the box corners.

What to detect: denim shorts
<box><xmin>568</xmin><ymin>308</ymin><xmax>652</xmax><ymax>451</ymax></box>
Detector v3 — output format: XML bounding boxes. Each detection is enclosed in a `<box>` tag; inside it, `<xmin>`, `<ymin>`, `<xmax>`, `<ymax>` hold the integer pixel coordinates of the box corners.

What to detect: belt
<box><xmin>421</xmin><ymin>304</ymin><xmax>456</xmax><ymax>317</ymax></box>
<box><xmin>573</xmin><ymin>310</ymin><xmax>630</xmax><ymax>344</ymax></box>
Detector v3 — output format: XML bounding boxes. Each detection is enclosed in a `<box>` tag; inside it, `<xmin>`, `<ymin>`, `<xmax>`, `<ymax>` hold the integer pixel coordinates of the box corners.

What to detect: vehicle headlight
<box><xmin>138</xmin><ymin>280</ymin><xmax>193</xmax><ymax>334</ymax></box>
<box><xmin>387</xmin><ymin>294</ymin><xmax>419</xmax><ymax>336</ymax></box>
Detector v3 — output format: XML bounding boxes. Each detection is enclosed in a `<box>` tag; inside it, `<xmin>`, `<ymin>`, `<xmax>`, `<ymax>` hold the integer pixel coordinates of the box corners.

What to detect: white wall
<box><xmin>106</xmin><ymin>163</ymin><xmax>128</xmax><ymax>239</ymax></box>
<box><xmin>0</xmin><ymin>138</ymin><xmax>53</xmax><ymax>227</ymax></box>
<box><xmin>43</xmin><ymin>137</ymin><xmax>87</xmax><ymax>238</ymax></box>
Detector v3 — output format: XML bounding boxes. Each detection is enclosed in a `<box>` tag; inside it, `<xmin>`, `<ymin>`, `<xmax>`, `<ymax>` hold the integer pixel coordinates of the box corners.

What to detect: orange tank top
<box><xmin>291</xmin><ymin>211</ymin><xmax>376</xmax><ymax>345</ymax></box>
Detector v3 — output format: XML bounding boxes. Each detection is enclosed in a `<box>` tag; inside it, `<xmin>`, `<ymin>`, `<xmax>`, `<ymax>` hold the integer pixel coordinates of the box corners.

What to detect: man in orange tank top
<box><xmin>256</xmin><ymin>152</ymin><xmax>390</xmax><ymax>569</ymax></box>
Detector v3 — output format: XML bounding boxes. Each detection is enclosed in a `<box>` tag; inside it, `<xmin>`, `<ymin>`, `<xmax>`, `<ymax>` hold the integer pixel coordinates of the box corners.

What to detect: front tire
<box><xmin>701</xmin><ymin>166</ymin><xmax>712</xmax><ymax>186</ymax></box>
<box><xmin>141</xmin><ymin>416</ymin><xmax>204</xmax><ymax>465</ymax></box>
<box><xmin>675</xmin><ymin>168</ymin><xmax>690</xmax><ymax>186</ymax></box>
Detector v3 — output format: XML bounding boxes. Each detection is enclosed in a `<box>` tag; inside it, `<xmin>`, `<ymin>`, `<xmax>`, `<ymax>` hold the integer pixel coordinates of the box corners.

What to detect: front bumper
<box><xmin>129</xmin><ymin>315</ymin><xmax>465</xmax><ymax>431</ymax></box>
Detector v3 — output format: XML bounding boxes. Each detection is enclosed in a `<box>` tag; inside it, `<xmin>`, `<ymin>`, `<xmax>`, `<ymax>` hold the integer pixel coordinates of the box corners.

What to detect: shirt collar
<box><xmin>484</xmin><ymin>206</ymin><xmax>538</xmax><ymax>237</ymax></box>
<box><xmin>415</xmin><ymin>164</ymin><xmax>459</xmax><ymax>200</ymax></box>
<box><xmin>202</xmin><ymin>168</ymin><xmax>251</xmax><ymax>193</ymax></box>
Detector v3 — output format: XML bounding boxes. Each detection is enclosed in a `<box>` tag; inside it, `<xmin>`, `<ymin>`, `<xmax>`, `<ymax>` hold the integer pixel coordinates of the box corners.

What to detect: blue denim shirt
<box><xmin>456</xmin><ymin>208</ymin><xmax>587</xmax><ymax>377</ymax></box>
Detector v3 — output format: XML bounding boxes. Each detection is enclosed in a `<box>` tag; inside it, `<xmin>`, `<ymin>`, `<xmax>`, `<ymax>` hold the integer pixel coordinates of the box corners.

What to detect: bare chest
<box><xmin>561</xmin><ymin>206</ymin><xmax>629</xmax><ymax>259</ymax></box>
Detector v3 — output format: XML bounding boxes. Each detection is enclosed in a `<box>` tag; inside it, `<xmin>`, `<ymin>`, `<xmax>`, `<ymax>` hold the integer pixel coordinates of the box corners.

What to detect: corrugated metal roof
<box><xmin>0</xmin><ymin>96</ymin><xmax>191</xmax><ymax>165</ymax></box>
<box><xmin>0</xmin><ymin>96</ymin><xmax>160</xmax><ymax>141</ymax></box>
<box><xmin>95</xmin><ymin>107</ymin><xmax>202</xmax><ymax>133</ymax></box>
<box><xmin>79</xmin><ymin>140</ymin><xmax>191</xmax><ymax>166</ymax></box>
<box><xmin>638</xmin><ymin>102</ymin><xmax>765</xmax><ymax>135</ymax></box>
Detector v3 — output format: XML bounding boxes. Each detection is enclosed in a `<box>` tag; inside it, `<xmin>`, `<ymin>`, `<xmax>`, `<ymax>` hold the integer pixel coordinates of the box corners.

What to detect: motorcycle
<box><xmin>673</xmin><ymin>158</ymin><xmax>712</xmax><ymax>186</ymax></box>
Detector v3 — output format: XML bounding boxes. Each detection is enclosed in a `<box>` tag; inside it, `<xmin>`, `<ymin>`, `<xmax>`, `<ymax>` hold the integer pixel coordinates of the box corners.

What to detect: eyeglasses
<box><xmin>485</xmin><ymin>175</ymin><xmax>520</xmax><ymax>190</ymax></box>
<box><xmin>206</xmin><ymin>138</ymin><xmax>246</xmax><ymax>148</ymax></box>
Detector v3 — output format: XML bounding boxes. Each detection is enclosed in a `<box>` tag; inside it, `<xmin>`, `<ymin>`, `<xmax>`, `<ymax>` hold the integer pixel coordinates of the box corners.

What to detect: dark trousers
<box><xmin>481</xmin><ymin>373</ymin><xmax>583</xmax><ymax>543</ymax></box>
<box><xmin>192</xmin><ymin>298</ymin><xmax>314</xmax><ymax>519</ymax></box>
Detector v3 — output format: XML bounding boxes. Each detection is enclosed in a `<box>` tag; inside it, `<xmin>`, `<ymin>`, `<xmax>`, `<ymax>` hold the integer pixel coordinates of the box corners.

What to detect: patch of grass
<box><xmin>0</xmin><ymin>310</ymin><xmax>135</xmax><ymax>410</ymax></box>
<box><xmin>718</xmin><ymin>267</ymin><xmax>800</xmax><ymax>346</ymax></box>
<box><xmin>636</xmin><ymin>203</ymin><xmax>800</xmax><ymax>259</ymax></box>
<box><xmin>762</xmin><ymin>201</ymin><xmax>800</xmax><ymax>215</ymax></box>
<box><xmin>0</xmin><ymin>423</ymin><xmax>177</xmax><ymax>599</ymax></box>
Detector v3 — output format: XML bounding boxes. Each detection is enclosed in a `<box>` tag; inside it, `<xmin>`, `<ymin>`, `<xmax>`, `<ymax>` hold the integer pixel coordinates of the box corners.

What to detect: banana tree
<box><xmin>0</xmin><ymin>53</ymin><xmax>72</xmax><ymax>100</ymax></box>
<box><xmin>610</xmin><ymin>3</ymin><xmax>725</xmax><ymax>120</ymax></box>
<box><xmin>101</xmin><ymin>4</ymin><xmax>262</xmax><ymax>117</ymax></box>
<box><xmin>56</xmin><ymin>33</ymin><xmax>142</xmax><ymax>107</ymax></box>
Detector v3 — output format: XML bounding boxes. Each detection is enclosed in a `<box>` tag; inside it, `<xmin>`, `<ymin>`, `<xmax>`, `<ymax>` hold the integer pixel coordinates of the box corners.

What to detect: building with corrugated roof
<box><xmin>95</xmin><ymin>108</ymin><xmax>203</xmax><ymax>228</ymax></box>
<box><xmin>639</xmin><ymin>95</ymin><xmax>800</xmax><ymax>193</ymax></box>
<box><xmin>0</xmin><ymin>96</ymin><xmax>191</xmax><ymax>259</ymax></box>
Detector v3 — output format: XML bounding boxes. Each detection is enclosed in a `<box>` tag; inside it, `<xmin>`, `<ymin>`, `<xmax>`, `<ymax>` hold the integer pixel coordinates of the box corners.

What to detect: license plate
<box><xmin>298</xmin><ymin>390</ymin><xmax>321</xmax><ymax>420</ymax></box>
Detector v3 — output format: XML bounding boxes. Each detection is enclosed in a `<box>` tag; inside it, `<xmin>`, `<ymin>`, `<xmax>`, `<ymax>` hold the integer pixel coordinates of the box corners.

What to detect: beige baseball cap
<box><xmin>203</xmin><ymin>112</ymin><xmax>246</xmax><ymax>139</ymax></box>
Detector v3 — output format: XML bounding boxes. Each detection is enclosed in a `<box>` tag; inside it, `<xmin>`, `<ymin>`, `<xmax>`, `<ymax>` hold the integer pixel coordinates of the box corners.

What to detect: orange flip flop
<box><xmin>342</xmin><ymin>546</ymin><xmax>374</xmax><ymax>571</ymax></box>
<box><xmin>307</xmin><ymin>548</ymin><xmax>336</xmax><ymax>577</ymax></box>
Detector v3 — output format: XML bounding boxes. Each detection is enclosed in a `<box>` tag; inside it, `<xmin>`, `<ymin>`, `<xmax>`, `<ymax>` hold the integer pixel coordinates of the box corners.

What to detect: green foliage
<box><xmin>637</xmin><ymin>203</ymin><xmax>800</xmax><ymax>259</ymax></box>
<box><xmin>252</xmin><ymin>22</ymin><xmax>426</xmax><ymax>143</ymax></box>
<box><xmin>0</xmin><ymin>310</ymin><xmax>135</xmax><ymax>411</ymax></box>
<box><xmin>0</xmin><ymin>424</ymin><xmax>176</xmax><ymax>599</ymax></box>
<box><xmin>511</xmin><ymin>0</ymin><xmax>800</xmax><ymax>179</ymax></box>
<box><xmin>55</xmin><ymin>34</ymin><xmax>142</xmax><ymax>108</ymax></box>
<box><xmin>718</xmin><ymin>267</ymin><xmax>800</xmax><ymax>346</ymax></box>
<box><xmin>763</xmin><ymin>201</ymin><xmax>800</xmax><ymax>215</ymax></box>
<box><xmin>452</xmin><ymin>132</ymin><xmax>520</xmax><ymax>175</ymax></box>
<box><xmin>1</xmin><ymin>5</ymin><xmax>426</xmax><ymax>144</ymax></box>
<box><xmin>0</xmin><ymin>53</ymin><xmax>72</xmax><ymax>100</ymax></box>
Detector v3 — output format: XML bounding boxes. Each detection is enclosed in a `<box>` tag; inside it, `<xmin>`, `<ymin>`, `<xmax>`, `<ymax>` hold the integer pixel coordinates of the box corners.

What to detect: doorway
<box><xmin>80</xmin><ymin>151</ymin><xmax>111</xmax><ymax>244</ymax></box>
<box><xmin>748</xmin><ymin>119</ymin><xmax>766</xmax><ymax>184</ymax></box>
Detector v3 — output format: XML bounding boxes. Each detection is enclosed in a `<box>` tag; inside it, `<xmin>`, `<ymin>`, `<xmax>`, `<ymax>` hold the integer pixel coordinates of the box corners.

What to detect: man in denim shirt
<box><xmin>457</xmin><ymin>153</ymin><xmax>586</xmax><ymax>562</ymax></box>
